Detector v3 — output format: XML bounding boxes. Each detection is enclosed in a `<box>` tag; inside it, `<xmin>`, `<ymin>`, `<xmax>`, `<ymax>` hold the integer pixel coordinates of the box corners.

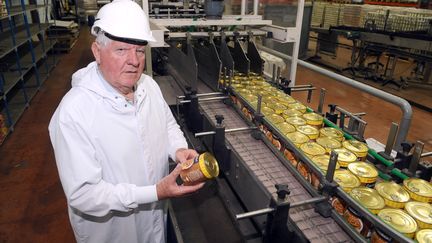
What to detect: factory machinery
<box><xmin>146</xmin><ymin>1</ymin><xmax>432</xmax><ymax>242</ymax></box>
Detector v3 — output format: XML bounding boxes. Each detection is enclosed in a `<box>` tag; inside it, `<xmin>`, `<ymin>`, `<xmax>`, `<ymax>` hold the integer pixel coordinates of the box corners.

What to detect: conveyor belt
<box><xmin>200</xmin><ymin>101</ymin><xmax>353</xmax><ymax>243</ymax></box>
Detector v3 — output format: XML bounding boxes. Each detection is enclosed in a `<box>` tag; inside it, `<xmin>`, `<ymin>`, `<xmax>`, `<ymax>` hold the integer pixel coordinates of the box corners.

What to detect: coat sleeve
<box><xmin>164</xmin><ymin>101</ymin><xmax>188</xmax><ymax>161</ymax></box>
<box><xmin>49</xmin><ymin>99</ymin><xmax>158</xmax><ymax>217</ymax></box>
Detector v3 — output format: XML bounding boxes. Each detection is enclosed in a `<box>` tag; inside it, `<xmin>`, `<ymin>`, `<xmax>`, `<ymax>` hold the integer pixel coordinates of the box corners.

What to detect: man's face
<box><xmin>92</xmin><ymin>40</ymin><xmax>146</xmax><ymax>93</ymax></box>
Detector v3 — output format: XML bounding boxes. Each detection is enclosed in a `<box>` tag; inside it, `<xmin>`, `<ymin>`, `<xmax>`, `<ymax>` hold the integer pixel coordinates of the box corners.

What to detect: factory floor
<box><xmin>0</xmin><ymin>26</ymin><xmax>431</xmax><ymax>242</ymax></box>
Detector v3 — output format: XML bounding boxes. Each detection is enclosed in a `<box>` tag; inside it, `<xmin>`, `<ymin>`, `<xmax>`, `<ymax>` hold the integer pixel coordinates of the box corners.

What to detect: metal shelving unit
<box><xmin>0</xmin><ymin>0</ymin><xmax>58</xmax><ymax>144</ymax></box>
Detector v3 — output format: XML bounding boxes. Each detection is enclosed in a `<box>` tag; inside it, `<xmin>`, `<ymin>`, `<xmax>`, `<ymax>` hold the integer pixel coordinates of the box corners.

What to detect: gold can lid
<box><xmin>405</xmin><ymin>201</ymin><xmax>432</xmax><ymax>225</ymax></box>
<box><xmin>333</xmin><ymin>148</ymin><xmax>357</xmax><ymax>162</ymax></box>
<box><xmin>276</xmin><ymin>96</ymin><xmax>297</xmax><ymax>105</ymax></box>
<box><xmin>297</xmin><ymin>125</ymin><xmax>319</xmax><ymax>136</ymax></box>
<box><xmin>403</xmin><ymin>178</ymin><xmax>432</xmax><ymax>198</ymax></box>
<box><xmin>250</xmin><ymin>100</ymin><xmax>266</xmax><ymax>110</ymax></box>
<box><xmin>302</xmin><ymin>112</ymin><xmax>323</xmax><ymax>122</ymax></box>
<box><xmin>375</xmin><ymin>181</ymin><xmax>411</xmax><ymax>203</ymax></box>
<box><xmin>316</xmin><ymin>137</ymin><xmax>342</xmax><ymax>150</ymax></box>
<box><xmin>261</xmin><ymin>106</ymin><xmax>275</xmax><ymax>116</ymax></box>
<box><xmin>282</xmin><ymin>109</ymin><xmax>303</xmax><ymax>118</ymax></box>
<box><xmin>199</xmin><ymin>152</ymin><xmax>220</xmax><ymax>179</ymax></box>
<box><xmin>262</xmin><ymin>96</ymin><xmax>279</xmax><ymax>104</ymax></box>
<box><xmin>267</xmin><ymin>102</ymin><xmax>287</xmax><ymax>114</ymax></box>
<box><xmin>243</xmin><ymin>94</ymin><xmax>258</xmax><ymax>103</ymax></box>
<box><xmin>275</xmin><ymin>122</ymin><xmax>296</xmax><ymax>134</ymax></box>
<box><xmin>252</xmin><ymin>90</ymin><xmax>271</xmax><ymax>97</ymax></box>
<box><xmin>262</xmin><ymin>86</ymin><xmax>279</xmax><ymax>93</ymax></box>
<box><xmin>348</xmin><ymin>162</ymin><xmax>378</xmax><ymax>178</ymax></box>
<box><xmin>378</xmin><ymin>208</ymin><xmax>418</xmax><ymax>234</ymax></box>
<box><xmin>319</xmin><ymin>127</ymin><xmax>345</xmax><ymax>140</ymax></box>
<box><xmin>237</xmin><ymin>89</ymin><xmax>251</xmax><ymax>96</ymax></box>
<box><xmin>349</xmin><ymin>187</ymin><xmax>385</xmax><ymax>210</ymax></box>
<box><xmin>334</xmin><ymin>169</ymin><xmax>361</xmax><ymax>190</ymax></box>
<box><xmin>231</xmin><ymin>83</ymin><xmax>245</xmax><ymax>90</ymax></box>
<box><xmin>285</xmin><ymin>131</ymin><xmax>309</xmax><ymax>144</ymax></box>
<box><xmin>312</xmin><ymin>154</ymin><xmax>340</xmax><ymax>172</ymax></box>
<box><xmin>416</xmin><ymin>229</ymin><xmax>432</xmax><ymax>243</ymax></box>
<box><xmin>286</xmin><ymin>116</ymin><xmax>307</xmax><ymax>127</ymax></box>
<box><xmin>287</xmin><ymin>102</ymin><xmax>307</xmax><ymax>112</ymax></box>
<box><xmin>343</xmin><ymin>140</ymin><xmax>369</xmax><ymax>154</ymax></box>
<box><xmin>300</xmin><ymin>142</ymin><xmax>326</xmax><ymax>156</ymax></box>
<box><xmin>266</xmin><ymin>114</ymin><xmax>284</xmax><ymax>124</ymax></box>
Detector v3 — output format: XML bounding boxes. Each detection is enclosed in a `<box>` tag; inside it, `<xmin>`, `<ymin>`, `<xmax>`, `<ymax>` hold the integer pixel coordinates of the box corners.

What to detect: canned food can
<box><xmin>311</xmin><ymin>154</ymin><xmax>340</xmax><ymax>174</ymax></box>
<box><xmin>348</xmin><ymin>162</ymin><xmax>378</xmax><ymax>184</ymax></box>
<box><xmin>343</xmin><ymin>206</ymin><xmax>372</xmax><ymax>237</ymax></box>
<box><xmin>296</xmin><ymin>125</ymin><xmax>320</xmax><ymax>140</ymax></box>
<box><xmin>302</xmin><ymin>112</ymin><xmax>324</xmax><ymax>129</ymax></box>
<box><xmin>319</xmin><ymin>127</ymin><xmax>345</xmax><ymax>142</ymax></box>
<box><xmin>333</xmin><ymin>148</ymin><xmax>357</xmax><ymax>167</ymax></box>
<box><xmin>349</xmin><ymin>187</ymin><xmax>385</xmax><ymax>214</ymax></box>
<box><xmin>284</xmin><ymin>148</ymin><xmax>298</xmax><ymax>167</ymax></box>
<box><xmin>275</xmin><ymin>122</ymin><xmax>295</xmax><ymax>135</ymax></box>
<box><xmin>267</xmin><ymin>102</ymin><xmax>287</xmax><ymax>115</ymax></box>
<box><xmin>180</xmin><ymin>152</ymin><xmax>220</xmax><ymax>186</ymax></box>
<box><xmin>266</xmin><ymin>114</ymin><xmax>284</xmax><ymax>125</ymax></box>
<box><xmin>342</xmin><ymin>140</ymin><xmax>369</xmax><ymax>161</ymax></box>
<box><xmin>285</xmin><ymin>131</ymin><xmax>309</xmax><ymax>148</ymax></box>
<box><xmin>405</xmin><ymin>201</ymin><xmax>432</xmax><ymax>229</ymax></box>
<box><xmin>286</xmin><ymin>116</ymin><xmax>307</xmax><ymax>128</ymax></box>
<box><xmin>330</xmin><ymin>196</ymin><xmax>346</xmax><ymax>215</ymax></box>
<box><xmin>403</xmin><ymin>178</ymin><xmax>432</xmax><ymax>203</ymax></box>
<box><xmin>416</xmin><ymin>229</ymin><xmax>432</xmax><ymax>243</ymax></box>
<box><xmin>297</xmin><ymin>161</ymin><xmax>311</xmax><ymax>181</ymax></box>
<box><xmin>334</xmin><ymin>169</ymin><xmax>361</xmax><ymax>192</ymax></box>
<box><xmin>371</xmin><ymin>228</ymin><xmax>392</xmax><ymax>243</ymax></box>
<box><xmin>300</xmin><ymin>142</ymin><xmax>326</xmax><ymax>158</ymax></box>
<box><xmin>375</xmin><ymin>181</ymin><xmax>410</xmax><ymax>209</ymax></box>
<box><xmin>316</xmin><ymin>137</ymin><xmax>342</xmax><ymax>154</ymax></box>
<box><xmin>282</xmin><ymin>109</ymin><xmax>303</xmax><ymax>119</ymax></box>
<box><xmin>287</xmin><ymin>102</ymin><xmax>307</xmax><ymax>113</ymax></box>
<box><xmin>378</xmin><ymin>208</ymin><xmax>418</xmax><ymax>239</ymax></box>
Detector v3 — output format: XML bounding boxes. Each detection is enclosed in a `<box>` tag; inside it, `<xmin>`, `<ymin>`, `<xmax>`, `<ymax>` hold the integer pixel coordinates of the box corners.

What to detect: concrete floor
<box><xmin>0</xmin><ymin>25</ymin><xmax>431</xmax><ymax>242</ymax></box>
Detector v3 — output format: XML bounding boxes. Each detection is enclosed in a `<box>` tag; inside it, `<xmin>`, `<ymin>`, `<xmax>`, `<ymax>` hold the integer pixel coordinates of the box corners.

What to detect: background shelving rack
<box><xmin>0</xmin><ymin>0</ymin><xmax>58</xmax><ymax>145</ymax></box>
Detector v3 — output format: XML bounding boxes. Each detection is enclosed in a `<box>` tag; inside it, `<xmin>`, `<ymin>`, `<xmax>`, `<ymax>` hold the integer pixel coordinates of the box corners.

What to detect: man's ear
<box><xmin>91</xmin><ymin>42</ymin><xmax>101</xmax><ymax>64</ymax></box>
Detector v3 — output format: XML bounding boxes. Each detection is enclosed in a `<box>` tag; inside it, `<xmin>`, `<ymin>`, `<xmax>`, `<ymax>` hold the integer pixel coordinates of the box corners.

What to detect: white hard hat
<box><xmin>91</xmin><ymin>0</ymin><xmax>155</xmax><ymax>45</ymax></box>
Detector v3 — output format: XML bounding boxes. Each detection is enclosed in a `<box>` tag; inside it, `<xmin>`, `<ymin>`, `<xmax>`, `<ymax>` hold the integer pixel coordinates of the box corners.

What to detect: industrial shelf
<box><xmin>0</xmin><ymin>5</ymin><xmax>49</xmax><ymax>20</ymax></box>
<box><xmin>0</xmin><ymin>0</ymin><xmax>56</xmax><ymax>143</ymax></box>
<box><xmin>0</xmin><ymin>23</ymin><xmax>51</xmax><ymax>59</ymax></box>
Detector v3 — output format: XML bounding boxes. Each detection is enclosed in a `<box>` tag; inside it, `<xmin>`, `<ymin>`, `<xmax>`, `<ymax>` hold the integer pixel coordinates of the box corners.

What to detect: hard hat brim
<box><xmin>104</xmin><ymin>32</ymin><xmax>148</xmax><ymax>46</ymax></box>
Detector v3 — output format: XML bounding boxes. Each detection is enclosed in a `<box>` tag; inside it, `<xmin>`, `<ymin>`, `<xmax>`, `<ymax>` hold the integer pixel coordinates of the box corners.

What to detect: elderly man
<box><xmin>48</xmin><ymin>0</ymin><xmax>204</xmax><ymax>242</ymax></box>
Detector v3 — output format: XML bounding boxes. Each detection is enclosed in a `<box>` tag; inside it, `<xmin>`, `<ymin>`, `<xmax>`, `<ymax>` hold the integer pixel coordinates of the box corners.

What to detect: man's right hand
<box><xmin>156</xmin><ymin>164</ymin><xmax>205</xmax><ymax>200</ymax></box>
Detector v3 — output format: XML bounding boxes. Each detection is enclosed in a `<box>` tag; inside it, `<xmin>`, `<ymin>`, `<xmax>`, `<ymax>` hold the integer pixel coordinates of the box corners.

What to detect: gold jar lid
<box><xmin>252</xmin><ymin>90</ymin><xmax>272</xmax><ymax>97</ymax></box>
<box><xmin>267</xmin><ymin>102</ymin><xmax>287</xmax><ymax>115</ymax></box>
<box><xmin>261</xmin><ymin>106</ymin><xmax>275</xmax><ymax>116</ymax></box>
<box><xmin>286</xmin><ymin>116</ymin><xmax>307</xmax><ymax>127</ymax></box>
<box><xmin>231</xmin><ymin>83</ymin><xmax>245</xmax><ymax>90</ymax></box>
<box><xmin>282</xmin><ymin>109</ymin><xmax>303</xmax><ymax>118</ymax></box>
<box><xmin>378</xmin><ymin>209</ymin><xmax>418</xmax><ymax>235</ymax></box>
<box><xmin>403</xmin><ymin>178</ymin><xmax>432</xmax><ymax>201</ymax></box>
<box><xmin>334</xmin><ymin>169</ymin><xmax>361</xmax><ymax>192</ymax></box>
<box><xmin>287</xmin><ymin>102</ymin><xmax>307</xmax><ymax>113</ymax></box>
<box><xmin>250</xmin><ymin>100</ymin><xmax>266</xmax><ymax>110</ymax></box>
<box><xmin>302</xmin><ymin>112</ymin><xmax>323</xmax><ymax>126</ymax></box>
<box><xmin>276</xmin><ymin>96</ymin><xmax>297</xmax><ymax>106</ymax></box>
<box><xmin>285</xmin><ymin>131</ymin><xmax>309</xmax><ymax>146</ymax></box>
<box><xmin>199</xmin><ymin>152</ymin><xmax>220</xmax><ymax>178</ymax></box>
<box><xmin>343</xmin><ymin>140</ymin><xmax>369</xmax><ymax>157</ymax></box>
<box><xmin>312</xmin><ymin>154</ymin><xmax>340</xmax><ymax>173</ymax></box>
<box><xmin>333</xmin><ymin>148</ymin><xmax>357</xmax><ymax>167</ymax></box>
<box><xmin>416</xmin><ymin>229</ymin><xmax>432</xmax><ymax>243</ymax></box>
<box><xmin>237</xmin><ymin>89</ymin><xmax>251</xmax><ymax>96</ymax></box>
<box><xmin>297</xmin><ymin>125</ymin><xmax>319</xmax><ymax>140</ymax></box>
<box><xmin>319</xmin><ymin>127</ymin><xmax>345</xmax><ymax>141</ymax></box>
<box><xmin>375</xmin><ymin>181</ymin><xmax>410</xmax><ymax>203</ymax></box>
<box><xmin>300</xmin><ymin>142</ymin><xmax>326</xmax><ymax>157</ymax></box>
<box><xmin>266</xmin><ymin>114</ymin><xmax>284</xmax><ymax>125</ymax></box>
<box><xmin>348</xmin><ymin>162</ymin><xmax>378</xmax><ymax>180</ymax></box>
<box><xmin>262</xmin><ymin>95</ymin><xmax>279</xmax><ymax>104</ymax></box>
<box><xmin>243</xmin><ymin>94</ymin><xmax>258</xmax><ymax>103</ymax></box>
<box><xmin>349</xmin><ymin>187</ymin><xmax>385</xmax><ymax>212</ymax></box>
<box><xmin>405</xmin><ymin>201</ymin><xmax>432</xmax><ymax>228</ymax></box>
<box><xmin>275</xmin><ymin>122</ymin><xmax>296</xmax><ymax>134</ymax></box>
<box><xmin>316</xmin><ymin>137</ymin><xmax>342</xmax><ymax>152</ymax></box>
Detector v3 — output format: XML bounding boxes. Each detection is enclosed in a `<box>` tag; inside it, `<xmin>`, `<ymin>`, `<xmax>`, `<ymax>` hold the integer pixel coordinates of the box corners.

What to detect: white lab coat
<box><xmin>49</xmin><ymin>61</ymin><xmax>188</xmax><ymax>243</ymax></box>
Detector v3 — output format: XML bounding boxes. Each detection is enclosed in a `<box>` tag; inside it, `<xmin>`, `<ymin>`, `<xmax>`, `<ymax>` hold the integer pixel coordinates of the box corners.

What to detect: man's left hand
<box><xmin>175</xmin><ymin>148</ymin><xmax>198</xmax><ymax>164</ymax></box>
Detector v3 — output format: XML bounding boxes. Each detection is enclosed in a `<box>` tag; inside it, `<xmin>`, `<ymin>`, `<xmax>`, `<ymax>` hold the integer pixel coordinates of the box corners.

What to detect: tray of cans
<box><xmin>222</xmin><ymin>72</ymin><xmax>432</xmax><ymax>243</ymax></box>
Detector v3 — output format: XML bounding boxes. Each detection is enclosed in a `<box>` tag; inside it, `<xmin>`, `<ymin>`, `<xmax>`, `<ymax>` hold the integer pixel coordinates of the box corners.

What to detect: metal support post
<box><xmin>317</xmin><ymin>88</ymin><xmax>326</xmax><ymax>115</ymax></box>
<box><xmin>379</xmin><ymin>122</ymin><xmax>399</xmax><ymax>160</ymax></box>
<box><xmin>404</xmin><ymin>141</ymin><xmax>424</xmax><ymax>177</ymax></box>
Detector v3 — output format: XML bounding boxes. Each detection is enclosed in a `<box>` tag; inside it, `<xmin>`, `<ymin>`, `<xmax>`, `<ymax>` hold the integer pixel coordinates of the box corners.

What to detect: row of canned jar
<box><xmin>228</xmin><ymin>73</ymin><xmax>432</xmax><ymax>242</ymax></box>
